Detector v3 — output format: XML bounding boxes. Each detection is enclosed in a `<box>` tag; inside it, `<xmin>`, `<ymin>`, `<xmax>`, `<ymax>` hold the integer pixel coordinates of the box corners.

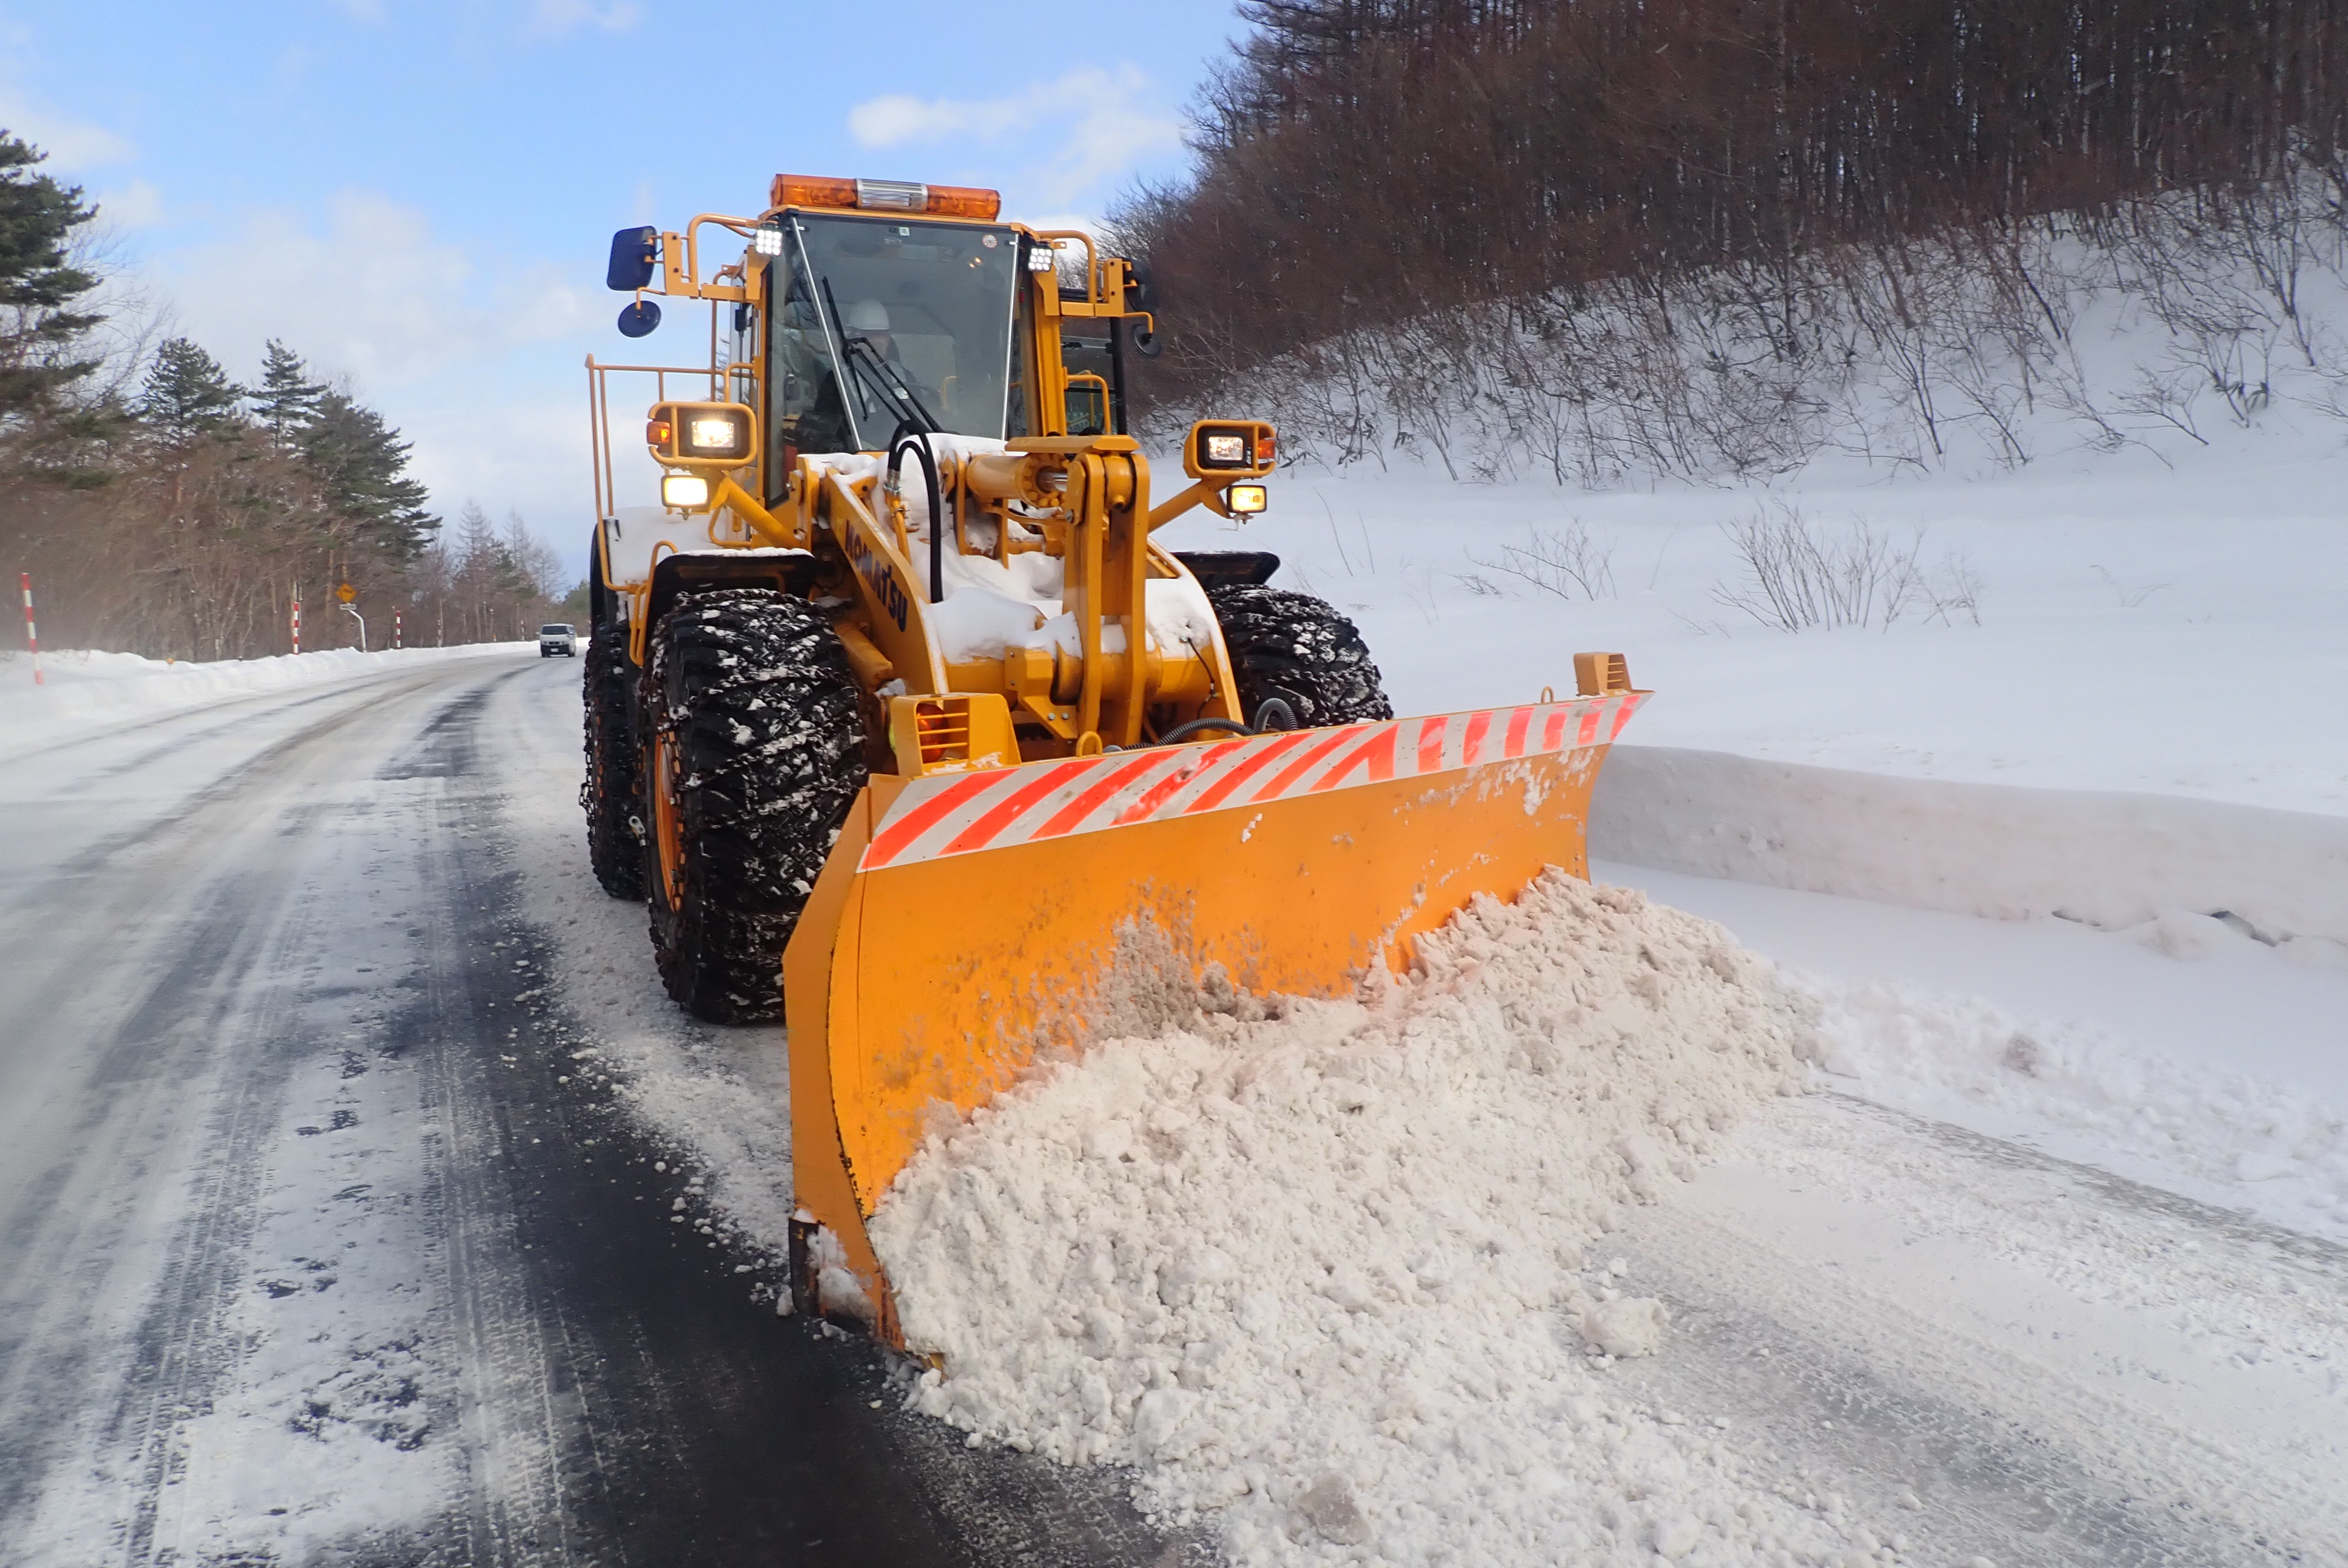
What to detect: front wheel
<box><xmin>1203</xmin><ymin>583</ymin><xmax>1394</xmax><ymax>729</ymax></box>
<box><xmin>637</xmin><ymin>589</ymin><xmax>868</xmax><ymax>1023</ymax></box>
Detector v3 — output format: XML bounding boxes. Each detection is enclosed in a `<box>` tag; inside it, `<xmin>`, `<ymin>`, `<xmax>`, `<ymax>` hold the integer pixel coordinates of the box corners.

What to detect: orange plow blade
<box><xmin>782</xmin><ymin>690</ymin><xmax>1648</xmax><ymax>1341</ymax></box>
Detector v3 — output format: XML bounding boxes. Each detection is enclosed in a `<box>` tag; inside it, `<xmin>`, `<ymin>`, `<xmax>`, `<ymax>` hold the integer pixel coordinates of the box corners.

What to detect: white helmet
<box><xmin>845</xmin><ymin>299</ymin><xmax>891</xmax><ymax>333</ymax></box>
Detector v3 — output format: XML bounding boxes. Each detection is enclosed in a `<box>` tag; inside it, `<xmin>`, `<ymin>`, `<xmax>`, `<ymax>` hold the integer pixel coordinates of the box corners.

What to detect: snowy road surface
<box><xmin>2</xmin><ymin>654</ymin><xmax>2340</xmax><ymax>1566</ymax></box>
<box><xmin>0</xmin><ymin>655</ymin><xmax>1163</xmax><ymax>1566</ymax></box>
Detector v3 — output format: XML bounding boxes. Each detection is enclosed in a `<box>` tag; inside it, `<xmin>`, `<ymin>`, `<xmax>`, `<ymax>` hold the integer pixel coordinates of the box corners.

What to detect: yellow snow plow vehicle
<box><xmin>579</xmin><ymin>174</ymin><xmax>1647</xmax><ymax>1343</ymax></box>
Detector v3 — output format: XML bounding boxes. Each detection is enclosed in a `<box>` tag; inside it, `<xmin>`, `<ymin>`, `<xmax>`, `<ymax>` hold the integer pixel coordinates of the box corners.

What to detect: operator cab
<box><xmin>763</xmin><ymin>210</ymin><xmax>1126</xmax><ymax>499</ymax></box>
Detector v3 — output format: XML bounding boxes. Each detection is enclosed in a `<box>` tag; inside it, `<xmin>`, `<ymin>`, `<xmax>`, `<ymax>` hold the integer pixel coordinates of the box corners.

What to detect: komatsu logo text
<box><xmin>846</xmin><ymin>523</ymin><xmax>909</xmax><ymax>631</ymax></box>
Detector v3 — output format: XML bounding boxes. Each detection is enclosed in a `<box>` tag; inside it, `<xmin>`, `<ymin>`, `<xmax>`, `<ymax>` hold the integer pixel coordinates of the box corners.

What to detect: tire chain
<box><xmin>639</xmin><ymin>588</ymin><xmax>866</xmax><ymax>1023</ymax></box>
<box><xmin>1203</xmin><ymin>583</ymin><xmax>1394</xmax><ymax>729</ymax></box>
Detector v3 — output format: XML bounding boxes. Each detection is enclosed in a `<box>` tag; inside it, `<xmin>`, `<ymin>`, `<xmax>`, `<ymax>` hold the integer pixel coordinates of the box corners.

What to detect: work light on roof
<box><xmin>856</xmin><ymin>178</ymin><xmax>924</xmax><ymax>211</ymax></box>
<box><xmin>768</xmin><ymin>174</ymin><xmax>1003</xmax><ymax>222</ymax></box>
<box><xmin>752</xmin><ymin>221</ymin><xmax>784</xmax><ymax>256</ymax></box>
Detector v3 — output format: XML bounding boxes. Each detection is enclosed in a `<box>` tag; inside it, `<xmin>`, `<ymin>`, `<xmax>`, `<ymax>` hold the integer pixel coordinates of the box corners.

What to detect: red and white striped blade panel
<box><xmin>858</xmin><ymin>693</ymin><xmax>1646</xmax><ymax>873</ymax></box>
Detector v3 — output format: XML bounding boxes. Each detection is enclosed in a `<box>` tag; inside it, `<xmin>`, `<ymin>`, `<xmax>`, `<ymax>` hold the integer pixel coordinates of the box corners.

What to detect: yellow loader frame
<box><xmin>586</xmin><ymin>175</ymin><xmax>1645</xmax><ymax>1349</ymax></box>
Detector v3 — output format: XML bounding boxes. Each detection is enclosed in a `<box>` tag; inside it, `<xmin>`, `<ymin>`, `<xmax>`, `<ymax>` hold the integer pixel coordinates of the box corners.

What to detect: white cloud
<box><xmin>152</xmin><ymin>190</ymin><xmax>593</xmax><ymax>389</ymax></box>
<box><xmin>849</xmin><ymin>92</ymin><xmax>1026</xmax><ymax>147</ymax></box>
<box><xmin>399</xmin><ymin>394</ymin><xmax>594</xmax><ymax>544</ymax></box>
<box><xmin>527</xmin><ymin>0</ymin><xmax>640</xmax><ymax>37</ymax></box>
<box><xmin>0</xmin><ymin>90</ymin><xmax>136</xmax><ymax>171</ymax></box>
<box><xmin>92</xmin><ymin>179</ymin><xmax>165</xmax><ymax>231</ymax></box>
<box><xmin>847</xmin><ymin>65</ymin><xmax>1185</xmax><ymax>209</ymax></box>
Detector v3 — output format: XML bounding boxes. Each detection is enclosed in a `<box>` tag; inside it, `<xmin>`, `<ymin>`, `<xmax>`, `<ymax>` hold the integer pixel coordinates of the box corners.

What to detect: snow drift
<box><xmin>868</xmin><ymin>874</ymin><xmax>1894</xmax><ymax>1566</ymax></box>
<box><xmin>0</xmin><ymin>644</ymin><xmax>525</xmax><ymax>763</ymax></box>
<box><xmin>1592</xmin><ymin>744</ymin><xmax>2348</xmax><ymax>948</ymax></box>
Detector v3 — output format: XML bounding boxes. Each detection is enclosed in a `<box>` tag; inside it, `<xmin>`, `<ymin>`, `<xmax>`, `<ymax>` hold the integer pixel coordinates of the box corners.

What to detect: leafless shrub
<box><xmin>1465</xmin><ymin>522</ymin><xmax>1616</xmax><ymax>600</ymax></box>
<box><xmin>1921</xmin><ymin>555</ymin><xmax>1984</xmax><ymax>626</ymax></box>
<box><xmin>2090</xmin><ymin>565</ymin><xmax>2170</xmax><ymax>607</ymax></box>
<box><xmin>1712</xmin><ymin>508</ymin><xmax>1981</xmax><ymax>632</ymax></box>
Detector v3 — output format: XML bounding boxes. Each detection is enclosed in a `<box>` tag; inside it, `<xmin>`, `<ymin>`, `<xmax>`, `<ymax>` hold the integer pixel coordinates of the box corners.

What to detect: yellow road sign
<box><xmin>336</xmin><ymin>582</ymin><xmax>356</xmax><ymax>603</ymax></box>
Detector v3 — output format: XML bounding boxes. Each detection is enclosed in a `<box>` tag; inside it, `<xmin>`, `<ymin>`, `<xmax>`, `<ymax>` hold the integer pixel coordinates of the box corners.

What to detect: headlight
<box><xmin>687</xmin><ymin>416</ymin><xmax>741</xmax><ymax>454</ymax></box>
<box><xmin>1224</xmin><ymin>484</ymin><xmax>1268</xmax><ymax>515</ymax></box>
<box><xmin>647</xmin><ymin>400</ymin><xmax>757</xmax><ymax>469</ymax></box>
<box><xmin>662</xmin><ymin>474</ymin><xmax>711</xmax><ymax>509</ymax></box>
<box><xmin>1206</xmin><ymin>433</ymin><xmax>1246</xmax><ymax>464</ymax></box>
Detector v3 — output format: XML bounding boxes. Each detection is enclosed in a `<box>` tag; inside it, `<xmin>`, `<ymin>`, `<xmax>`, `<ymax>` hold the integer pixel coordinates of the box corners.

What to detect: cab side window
<box><xmin>1061</xmin><ymin>320</ymin><xmax>1121</xmax><ymax>437</ymax></box>
<box><xmin>767</xmin><ymin>240</ymin><xmax>849</xmax><ymax>493</ymax></box>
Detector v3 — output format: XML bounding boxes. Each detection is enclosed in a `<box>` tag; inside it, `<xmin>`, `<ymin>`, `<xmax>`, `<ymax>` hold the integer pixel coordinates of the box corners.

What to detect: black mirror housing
<box><xmin>607</xmin><ymin>226</ymin><xmax>658</xmax><ymax>292</ymax></box>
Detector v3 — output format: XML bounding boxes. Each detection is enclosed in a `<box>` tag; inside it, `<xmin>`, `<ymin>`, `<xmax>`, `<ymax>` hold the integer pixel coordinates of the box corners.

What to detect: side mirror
<box><xmin>617</xmin><ymin>300</ymin><xmax>662</xmax><ymax>338</ymax></box>
<box><xmin>606</xmin><ymin>225</ymin><xmax>659</xmax><ymax>292</ymax></box>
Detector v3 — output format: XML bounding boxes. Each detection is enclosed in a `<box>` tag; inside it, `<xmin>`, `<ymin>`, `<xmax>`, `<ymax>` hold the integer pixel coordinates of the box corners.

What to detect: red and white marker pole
<box><xmin>19</xmin><ymin>572</ymin><xmax>42</xmax><ymax>686</ymax></box>
<box><xmin>291</xmin><ymin>597</ymin><xmax>302</xmax><ymax>655</ymax></box>
<box><xmin>393</xmin><ymin>608</ymin><xmax>403</xmax><ymax>650</ymax></box>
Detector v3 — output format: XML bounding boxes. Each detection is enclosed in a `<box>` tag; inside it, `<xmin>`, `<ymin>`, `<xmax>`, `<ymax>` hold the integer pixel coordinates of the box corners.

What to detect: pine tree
<box><xmin>0</xmin><ymin>133</ymin><xmax>103</xmax><ymax>423</ymax></box>
<box><xmin>301</xmin><ymin>387</ymin><xmax>438</xmax><ymax>560</ymax></box>
<box><xmin>137</xmin><ymin>337</ymin><xmax>246</xmax><ymax>443</ymax></box>
<box><xmin>254</xmin><ymin>339</ymin><xmax>323</xmax><ymax>448</ymax></box>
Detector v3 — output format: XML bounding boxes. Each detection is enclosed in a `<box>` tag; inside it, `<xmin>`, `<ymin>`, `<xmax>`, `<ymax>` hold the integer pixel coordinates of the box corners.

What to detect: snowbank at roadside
<box><xmin>1597</xmin><ymin>859</ymin><xmax>2348</xmax><ymax>1240</ymax></box>
<box><xmin>1592</xmin><ymin>744</ymin><xmax>2348</xmax><ymax>948</ymax></box>
<box><xmin>870</xmin><ymin>874</ymin><xmax>1889</xmax><ymax>1567</ymax></box>
<box><xmin>0</xmin><ymin>644</ymin><xmax>531</xmax><ymax>763</ymax></box>
<box><xmin>1584</xmin><ymin>749</ymin><xmax>2348</xmax><ymax>1235</ymax></box>
<box><xmin>1809</xmin><ymin>976</ymin><xmax>2348</xmax><ymax>1236</ymax></box>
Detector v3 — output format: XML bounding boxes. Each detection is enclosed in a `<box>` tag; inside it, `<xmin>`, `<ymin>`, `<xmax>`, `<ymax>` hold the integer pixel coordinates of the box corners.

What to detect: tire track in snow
<box><xmin>475</xmin><ymin>660</ymin><xmax>1195</xmax><ymax>1567</ymax></box>
<box><xmin>0</xmin><ymin>660</ymin><xmax>539</xmax><ymax>1562</ymax></box>
<box><xmin>1597</xmin><ymin>1093</ymin><xmax>2348</xmax><ymax>1567</ymax></box>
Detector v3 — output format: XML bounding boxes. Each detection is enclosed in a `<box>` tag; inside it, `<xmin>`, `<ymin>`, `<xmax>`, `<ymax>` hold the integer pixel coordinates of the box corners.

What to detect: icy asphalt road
<box><xmin>3</xmin><ymin>653</ymin><xmax>2342</xmax><ymax>1567</ymax></box>
<box><xmin>0</xmin><ymin>655</ymin><xmax>1169</xmax><ymax>1567</ymax></box>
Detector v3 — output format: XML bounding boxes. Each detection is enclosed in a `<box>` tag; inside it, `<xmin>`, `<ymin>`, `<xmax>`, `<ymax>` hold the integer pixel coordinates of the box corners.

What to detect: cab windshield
<box><xmin>768</xmin><ymin>213</ymin><xmax>1020</xmax><ymax>459</ymax></box>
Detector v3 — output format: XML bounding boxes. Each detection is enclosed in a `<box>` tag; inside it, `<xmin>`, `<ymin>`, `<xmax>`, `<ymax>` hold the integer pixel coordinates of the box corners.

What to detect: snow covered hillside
<box><xmin>1155</xmin><ymin>435</ymin><xmax>2347</xmax><ymax>813</ymax></box>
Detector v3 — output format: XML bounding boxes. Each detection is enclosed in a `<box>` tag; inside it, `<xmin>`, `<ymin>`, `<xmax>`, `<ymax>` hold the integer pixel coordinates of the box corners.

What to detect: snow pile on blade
<box><xmin>870</xmin><ymin>874</ymin><xmax>1883</xmax><ymax>1566</ymax></box>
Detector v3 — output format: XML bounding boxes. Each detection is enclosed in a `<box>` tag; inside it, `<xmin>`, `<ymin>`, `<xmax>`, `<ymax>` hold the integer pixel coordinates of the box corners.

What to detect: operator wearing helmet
<box><xmin>797</xmin><ymin>298</ymin><xmax>939</xmax><ymax>454</ymax></box>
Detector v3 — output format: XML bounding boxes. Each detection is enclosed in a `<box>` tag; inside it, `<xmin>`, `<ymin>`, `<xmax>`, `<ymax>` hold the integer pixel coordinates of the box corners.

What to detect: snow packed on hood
<box><xmin>868</xmin><ymin>872</ymin><xmax>1894</xmax><ymax>1567</ymax></box>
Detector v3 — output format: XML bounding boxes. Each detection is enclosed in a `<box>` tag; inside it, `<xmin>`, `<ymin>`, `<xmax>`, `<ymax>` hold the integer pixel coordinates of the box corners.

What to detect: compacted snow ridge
<box><xmin>1800</xmin><ymin>974</ymin><xmax>2348</xmax><ymax>1239</ymax></box>
<box><xmin>0</xmin><ymin>643</ymin><xmax>524</xmax><ymax>763</ymax></box>
<box><xmin>866</xmin><ymin>873</ymin><xmax>1910</xmax><ymax>1567</ymax></box>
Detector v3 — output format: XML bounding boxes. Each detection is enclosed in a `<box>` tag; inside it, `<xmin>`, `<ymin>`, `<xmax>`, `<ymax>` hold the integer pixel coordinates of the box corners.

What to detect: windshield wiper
<box><xmin>819</xmin><ymin>276</ymin><xmax>943</xmax><ymax>438</ymax></box>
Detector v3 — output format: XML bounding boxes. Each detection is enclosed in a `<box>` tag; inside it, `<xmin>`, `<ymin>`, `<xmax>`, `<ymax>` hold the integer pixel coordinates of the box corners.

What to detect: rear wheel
<box><xmin>581</xmin><ymin>623</ymin><xmax>644</xmax><ymax>900</ymax></box>
<box><xmin>1204</xmin><ymin>583</ymin><xmax>1394</xmax><ymax>728</ymax></box>
<box><xmin>637</xmin><ymin>589</ymin><xmax>867</xmax><ymax>1023</ymax></box>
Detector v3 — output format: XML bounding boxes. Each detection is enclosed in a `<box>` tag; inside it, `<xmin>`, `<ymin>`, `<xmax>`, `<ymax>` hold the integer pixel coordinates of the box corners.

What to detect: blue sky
<box><xmin>1</xmin><ymin>0</ymin><xmax>1243</xmax><ymax>575</ymax></box>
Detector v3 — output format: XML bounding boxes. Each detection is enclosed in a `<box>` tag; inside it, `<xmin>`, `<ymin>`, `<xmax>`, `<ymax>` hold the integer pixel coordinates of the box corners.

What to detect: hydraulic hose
<box><xmin>888</xmin><ymin>424</ymin><xmax>944</xmax><ymax>604</ymax></box>
<box><xmin>1153</xmin><ymin>697</ymin><xmax>1303</xmax><ymax>748</ymax></box>
<box><xmin>1153</xmin><ymin>715</ymin><xmax>1252</xmax><ymax>746</ymax></box>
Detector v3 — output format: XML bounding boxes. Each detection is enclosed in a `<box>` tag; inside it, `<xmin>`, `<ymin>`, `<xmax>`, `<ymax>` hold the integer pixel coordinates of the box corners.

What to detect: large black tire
<box><xmin>637</xmin><ymin>589</ymin><xmax>867</xmax><ymax>1024</ymax></box>
<box><xmin>1204</xmin><ymin>583</ymin><xmax>1394</xmax><ymax>728</ymax></box>
<box><xmin>581</xmin><ymin>623</ymin><xmax>645</xmax><ymax>900</ymax></box>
